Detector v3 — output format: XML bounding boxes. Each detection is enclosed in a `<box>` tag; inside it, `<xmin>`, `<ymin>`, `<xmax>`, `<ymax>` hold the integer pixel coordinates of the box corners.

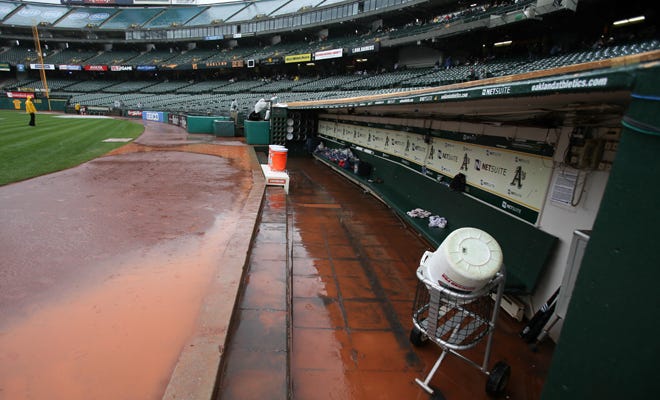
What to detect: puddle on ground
<box><xmin>0</xmin><ymin>213</ymin><xmax>237</xmax><ymax>400</ymax></box>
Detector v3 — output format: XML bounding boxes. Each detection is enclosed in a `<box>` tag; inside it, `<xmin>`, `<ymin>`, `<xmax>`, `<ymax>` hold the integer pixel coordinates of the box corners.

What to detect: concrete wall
<box><xmin>535</xmin><ymin>127</ymin><xmax>610</xmax><ymax>340</ymax></box>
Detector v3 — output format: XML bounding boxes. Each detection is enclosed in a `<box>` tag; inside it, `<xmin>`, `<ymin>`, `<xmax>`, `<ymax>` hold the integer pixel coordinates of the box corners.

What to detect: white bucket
<box><xmin>420</xmin><ymin>227</ymin><xmax>502</xmax><ymax>292</ymax></box>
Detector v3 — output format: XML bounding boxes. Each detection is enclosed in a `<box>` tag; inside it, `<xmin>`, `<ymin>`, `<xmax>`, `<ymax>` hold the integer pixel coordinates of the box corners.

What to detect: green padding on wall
<box><xmin>47</xmin><ymin>99</ymin><xmax>68</xmax><ymax>112</ymax></box>
<box><xmin>213</xmin><ymin>120</ymin><xmax>235</xmax><ymax>136</ymax></box>
<box><xmin>318</xmin><ymin>143</ymin><xmax>557</xmax><ymax>294</ymax></box>
<box><xmin>187</xmin><ymin>115</ymin><xmax>230</xmax><ymax>134</ymax></box>
<box><xmin>244</xmin><ymin>120</ymin><xmax>270</xmax><ymax>145</ymax></box>
<box><xmin>0</xmin><ymin>97</ymin><xmax>67</xmax><ymax>112</ymax></box>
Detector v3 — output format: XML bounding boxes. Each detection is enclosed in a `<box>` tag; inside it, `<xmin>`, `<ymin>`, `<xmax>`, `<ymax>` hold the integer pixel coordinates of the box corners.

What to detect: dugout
<box><xmin>281</xmin><ymin>53</ymin><xmax>660</xmax><ymax>399</ymax></box>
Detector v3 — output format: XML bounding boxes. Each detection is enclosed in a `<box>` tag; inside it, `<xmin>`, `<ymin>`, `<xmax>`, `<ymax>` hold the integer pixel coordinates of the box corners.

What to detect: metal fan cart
<box><xmin>410</xmin><ymin>265</ymin><xmax>511</xmax><ymax>399</ymax></box>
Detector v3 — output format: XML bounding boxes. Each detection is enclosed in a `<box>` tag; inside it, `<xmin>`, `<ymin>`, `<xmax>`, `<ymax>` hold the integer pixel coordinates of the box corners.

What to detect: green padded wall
<box><xmin>186</xmin><ymin>115</ymin><xmax>229</xmax><ymax>134</ymax></box>
<box><xmin>541</xmin><ymin>67</ymin><xmax>660</xmax><ymax>399</ymax></box>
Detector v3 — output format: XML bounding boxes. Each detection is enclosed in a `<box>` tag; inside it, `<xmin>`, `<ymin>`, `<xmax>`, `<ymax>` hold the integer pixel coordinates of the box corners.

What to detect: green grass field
<box><xmin>0</xmin><ymin>110</ymin><xmax>144</xmax><ymax>186</ymax></box>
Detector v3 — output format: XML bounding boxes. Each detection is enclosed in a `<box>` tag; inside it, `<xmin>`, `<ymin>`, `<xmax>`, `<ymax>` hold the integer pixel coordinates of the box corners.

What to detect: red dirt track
<box><xmin>0</xmin><ymin>121</ymin><xmax>258</xmax><ymax>399</ymax></box>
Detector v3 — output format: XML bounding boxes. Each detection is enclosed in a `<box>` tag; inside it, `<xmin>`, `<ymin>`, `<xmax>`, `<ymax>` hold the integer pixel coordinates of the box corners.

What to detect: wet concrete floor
<box><xmin>216</xmin><ymin>155</ymin><xmax>553</xmax><ymax>400</ymax></box>
<box><xmin>0</xmin><ymin>121</ymin><xmax>262</xmax><ymax>400</ymax></box>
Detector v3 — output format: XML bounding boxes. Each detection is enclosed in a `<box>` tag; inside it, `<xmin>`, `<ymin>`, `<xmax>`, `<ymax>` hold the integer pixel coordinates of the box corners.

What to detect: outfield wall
<box><xmin>0</xmin><ymin>97</ymin><xmax>67</xmax><ymax>112</ymax></box>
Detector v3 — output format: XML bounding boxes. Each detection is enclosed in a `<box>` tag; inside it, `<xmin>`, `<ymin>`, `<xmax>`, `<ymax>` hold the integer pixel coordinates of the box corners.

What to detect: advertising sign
<box><xmin>168</xmin><ymin>113</ymin><xmax>187</xmax><ymax>129</ymax></box>
<box><xmin>428</xmin><ymin>138</ymin><xmax>552</xmax><ymax>214</ymax></box>
<box><xmin>29</xmin><ymin>64</ymin><xmax>55</xmax><ymax>70</ymax></box>
<box><xmin>285</xmin><ymin>54</ymin><xmax>312</xmax><ymax>64</ymax></box>
<box><xmin>259</xmin><ymin>57</ymin><xmax>282</xmax><ymax>66</ymax></box>
<box><xmin>6</xmin><ymin>92</ymin><xmax>36</xmax><ymax>99</ymax></box>
<box><xmin>136</xmin><ymin>65</ymin><xmax>157</xmax><ymax>71</ymax></box>
<box><xmin>110</xmin><ymin>65</ymin><xmax>133</xmax><ymax>72</ymax></box>
<box><xmin>84</xmin><ymin>65</ymin><xmax>108</xmax><ymax>71</ymax></box>
<box><xmin>58</xmin><ymin>64</ymin><xmax>82</xmax><ymax>71</ymax></box>
<box><xmin>350</xmin><ymin>43</ymin><xmax>380</xmax><ymax>55</ymax></box>
<box><xmin>142</xmin><ymin>111</ymin><xmax>166</xmax><ymax>123</ymax></box>
<box><xmin>314</xmin><ymin>48</ymin><xmax>343</xmax><ymax>61</ymax></box>
<box><xmin>318</xmin><ymin>120</ymin><xmax>553</xmax><ymax>221</ymax></box>
<box><xmin>204</xmin><ymin>61</ymin><xmax>228</xmax><ymax>68</ymax></box>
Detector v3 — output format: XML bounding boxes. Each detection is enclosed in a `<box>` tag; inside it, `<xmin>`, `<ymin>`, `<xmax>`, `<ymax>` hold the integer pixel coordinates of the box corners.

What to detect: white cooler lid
<box><xmin>444</xmin><ymin>227</ymin><xmax>502</xmax><ymax>280</ymax></box>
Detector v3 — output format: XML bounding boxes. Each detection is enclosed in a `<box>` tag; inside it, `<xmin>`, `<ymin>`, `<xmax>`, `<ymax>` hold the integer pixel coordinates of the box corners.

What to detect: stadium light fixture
<box><xmin>494</xmin><ymin>40</ymin><xmax>512</xmax><ymax>47</ymax></box>
<box><xmin>613</xmin><ymin>15</ymin><xmax>645</xmax><ymax>27</ymax></box>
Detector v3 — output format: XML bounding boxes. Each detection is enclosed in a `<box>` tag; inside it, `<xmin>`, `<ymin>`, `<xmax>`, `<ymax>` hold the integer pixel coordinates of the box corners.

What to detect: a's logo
<box><xmin>510</xmin><ymin>166</ymin><xmax>525</xmax><ymax>188</ymax></box>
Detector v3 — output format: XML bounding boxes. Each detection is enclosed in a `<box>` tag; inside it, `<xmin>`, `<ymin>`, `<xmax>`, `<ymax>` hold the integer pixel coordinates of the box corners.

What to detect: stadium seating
<box><xmin>141</xmin><ymin>81</ymin><xmax>194</xmax><ymax>94</ymax></box>
<box><xmin>6</xmin><ymin>34</ymin><xmax>657</xmax><ymax>117</ymax></box>
<box><xmin>83</xmin><ymin>51</ymin><xmax>140</xmax><ymax>65</ymax></box>
<box><xmin>212</xmin><ymin>79</ymin><xmax>267</xmax><ymax>94</ymax></box>
<box><xmin>44</xmin><ymin>50</ymin><xmax>98</xmax><ymax>65</ymax></box>
<box><xmin>177</xmin><ymin>80</ymin><xmax>231</xmax><ymax>94</ymax></box>
<box><xmin>1</xmin><ymin>0</ymin><xmax>656</xmax><ymax>120</ymax></box>
<box><xmin>103</xmin><ymin>81</ymin><xmax>157</xmax><ymax>93</ymax></box>
<box><xmin>292</xmin><ymin>75</ymin><xmax>367</xmax><ymax>92</ymax></box>
<box><xmin>2</xmin><ymin>78</ymin><xmax>39</xmax><ymax>90</ymax></box>
<box><xmin>64</xmin><ymin>80</ymin><xmax>119</xmax><ymax>92</ymax></box>
<box><xmin>0</xmin><ymin>47</ymin><xmax>40</xmax><ymax>65</ymax></box>
<box><xmin>246</xmin><ymin>43</ymin><xmax>301</xmax><ymax>61</ymax></box>
<box><xmin>127</xmin><ymin>50</ymin><xmax>178</xmax><ymax>66</ymax></box>
<box><xmin>203</xmin><ymin>47</ymin><xmax>261</xmax><ymax>64</ymax></box>
<box><xmin>253</xmin><ymin>77</ymin><xmax>317</xmax><ymax>93</ymax></box>
<box><xmin>341</xmin><ymin>68</ymin><xmax>433</xmax><ymax>90</ymax></box>
<box><xmin>25</xmin><ymin>79</ymin><xmax>75</xmax><ymax>91</ymax></box>
<box><xmin>165</xmin><ymin>49</ymin><xmax>217</xmax><ymax>65</ymax></box>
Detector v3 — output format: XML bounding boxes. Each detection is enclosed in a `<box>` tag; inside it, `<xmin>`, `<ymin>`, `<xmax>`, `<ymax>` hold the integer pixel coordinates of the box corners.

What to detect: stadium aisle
<box><xmin>216</xmin><ymin>155</ymin><xmax>554</xmax><ymax>400</ymax></box>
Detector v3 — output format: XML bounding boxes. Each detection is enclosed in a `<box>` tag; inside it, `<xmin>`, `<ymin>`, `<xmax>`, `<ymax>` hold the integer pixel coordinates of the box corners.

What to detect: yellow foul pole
<box><xmin>32</xmin><ymin>25</ymin><xmax>51</xmax><ymax>111</ymax></box>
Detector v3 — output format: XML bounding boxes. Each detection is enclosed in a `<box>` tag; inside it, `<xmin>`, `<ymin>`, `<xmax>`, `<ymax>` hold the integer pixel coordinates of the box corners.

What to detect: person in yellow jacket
<box><xmin>25</xmin><ymin>96</ymin><xmax>37</xmax><ymax>126</ymax></box>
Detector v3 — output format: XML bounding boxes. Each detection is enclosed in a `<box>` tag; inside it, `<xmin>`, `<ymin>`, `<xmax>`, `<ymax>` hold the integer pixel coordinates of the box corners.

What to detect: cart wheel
<box><xmin>486</xmin><ymin>361</ymin><xmax>511</xmax><ymax>396</ymax></box>
<box><xmin>409</xmin><ymin>327</ymin><xmax>428</xmax><ymax>347</ymax></box>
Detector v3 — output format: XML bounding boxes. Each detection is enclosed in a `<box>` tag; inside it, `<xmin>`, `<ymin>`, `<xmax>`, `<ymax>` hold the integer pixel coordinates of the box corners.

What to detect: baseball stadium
<box><xmin>1</xmin><ymin>0</ymin><xmax>659</xmax><ymax>399</ymax></box>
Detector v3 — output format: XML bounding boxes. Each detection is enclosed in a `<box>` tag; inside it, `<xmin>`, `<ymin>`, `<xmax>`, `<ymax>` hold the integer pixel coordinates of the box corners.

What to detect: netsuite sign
<box><xmin>142</xmin><ymin>111</ymin><xmax>166</xmax><ymax>122</ymax></box>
